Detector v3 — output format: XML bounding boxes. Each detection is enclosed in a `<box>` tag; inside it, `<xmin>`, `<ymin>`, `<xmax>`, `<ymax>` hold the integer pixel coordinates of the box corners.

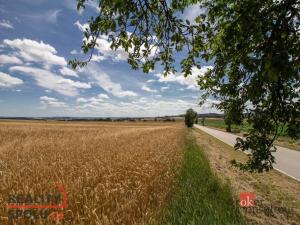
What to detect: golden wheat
<box><xmin>0</xmin><ymin>121</ymin><xmax>185</xmax><ymax>225</ymax></box>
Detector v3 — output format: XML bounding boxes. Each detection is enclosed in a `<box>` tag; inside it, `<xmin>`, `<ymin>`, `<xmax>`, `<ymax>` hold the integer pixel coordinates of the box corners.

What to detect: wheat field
<box><xmin>0</xmin><ymin>121</ymin><xmax>185</xmax><ymax>225</ymax></box>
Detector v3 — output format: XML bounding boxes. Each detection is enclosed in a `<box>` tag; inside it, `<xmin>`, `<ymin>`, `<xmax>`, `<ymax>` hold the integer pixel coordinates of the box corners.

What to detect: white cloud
<box><xmin>182</xmin><ymin>3</ymin><xmax>205</xmax><ymax>25</ymax></box>
<box><xmin>146</xmin><ymin>79</ymin><xmax>155</xmax><ymax>83</ymax></box>
<box><xmin>0</xmin><ymin>72</ymin><xmax>23</xmax><ymax>87</ymax></box>
<box><xmin>76</xmin><ymin>97</ymin><xmax>88</xmax><ymax>103</ymax></box>
<box><xmin>161</xmin><ymin>86</ymin><xmax>170</xmax><ymax>91</ymax></box>
<box><xmin>186</xmin><ymin>85</ymin><xmax>199</xmax><ymax>91</ymax></box>
<box><xmin>74</xmin><ymin>21</ymin><xmax>157</xmax><ymax>62</ymax></box>
<box><xmin>202</xmin><ymin>98</ymin><xmax>220</xmax><ymax>107</ymax></box>
<box><xmin>91</xmin><ymin>54</ymin><xmax>105</xmax><ymax>62</ymax></box>
<box><xmin>0</xmin><ymin>20</ymin><xmax>14</xmax><ymax>29</ymax></box>
<box><xmin>10</xmin><ymin>66</ymin><xmax>91</xmax><ymax>96</ymax></box>
<box><xmin>70</xmin><ymin>49</ymin><xmax>78</xmax><ymax>55</ymax></box>
<box><xmin>84</xmin><ymin>63</ymin><xmax>138</xmax><ymax>98</ymax></box>
<box><xmin>155</xmin><ymin>66</ymin><xmax>213</xmax><ymax>91</ymax></box>
<box><xmin>74</xmin><ymin>21</ymin><xmax>117</xmax><ymax>61</ymax></box>
<box><xmin>75</xmin><ymin>96</ymin><xmax>220</xmax><ymax>117</ymax></box>
<box><xmin>0</xmin><ymin>55</ymin><xmax>22</xmax><ymax>64</ymax></box>
<box><xmin>46</xmin><ymin>10</ymin><xmax>61</xmax><ymax>24</ymax></box>
<box><xmin>21</xmin><ymin>9</ymin><xmax>61</xmax><ymax>25</ymax></box>
<box><xmin>40</xmin><ymin>96</ymin><xmax>67</xmax><ymax>108</ymax></box>
<box><xmin>94</xmin><ymin>34</ymin><xmax>128</xmax><ymax>61</ymax></box>
<box><xmin>77</xmin><ymin>93</ymin><xmax>110</xmax><ymax>107</ymax></box>
<box><xmin>85</xmin><ymin>1</ymin><xmax>100</xmax><ymax>12</ymax></box>
<box><xmin>98</xmin><ymin>93</ymin><xmax>109</xmax><ymax>99</ymax></box>
<box><xmin>3</xmin><ymin>38</ymin><xmax>67</xmax><ymax>67</ymax></box>
<box><xmin>141</xmin><ymin>84</ymin><xmax>158</xmax><ymax>93</ymax></box>
<box><xmin>74</xmin><ymin>20</ymin><xmax>89</xmax><ymax>32</ymax></box>
<box><xmin>59</xmin><ymin>67</ymin><xmax>78</xmax><ymax>77</ymax></box>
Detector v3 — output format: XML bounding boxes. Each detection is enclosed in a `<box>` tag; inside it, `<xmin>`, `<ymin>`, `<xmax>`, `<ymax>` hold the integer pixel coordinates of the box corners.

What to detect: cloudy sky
<box><xmin>0</xmin><ymin>0</ymin><xmax>218</xmax><ymax>117</ymax></box>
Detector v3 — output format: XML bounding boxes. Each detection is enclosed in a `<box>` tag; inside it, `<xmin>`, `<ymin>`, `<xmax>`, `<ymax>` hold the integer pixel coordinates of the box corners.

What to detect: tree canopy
<box><xmin>71</xmin><ymin>0</ymin><xmax>300</xmax><ymax>172</ymax></box>
<box><xmin>185</xmin><ymin>108</ymin><xmax>198</xmax><ymax>127</ymax></box>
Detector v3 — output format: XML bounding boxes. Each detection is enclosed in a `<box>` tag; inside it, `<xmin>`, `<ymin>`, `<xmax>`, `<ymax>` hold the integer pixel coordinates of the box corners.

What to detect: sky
<box><xmin>0</xmin><ymin>0</ymin><xmax>219</xmax><ymax>117</ymax></box>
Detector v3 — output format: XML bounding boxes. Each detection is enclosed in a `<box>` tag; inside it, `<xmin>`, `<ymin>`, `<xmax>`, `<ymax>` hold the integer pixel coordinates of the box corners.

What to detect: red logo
<box><xmin>240</xmin><ymin>192</ymin><xmax>254</xmax><ymax>207</ymax></box>
<box><xmin>7</xmin><ymin>183</ymin><xmax>66</xmax><ymax>221</ymax></box>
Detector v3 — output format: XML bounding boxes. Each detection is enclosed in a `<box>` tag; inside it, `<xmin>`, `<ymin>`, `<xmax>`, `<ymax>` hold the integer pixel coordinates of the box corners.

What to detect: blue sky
<box><xmin>0</xmin><ymin>0</ymin><xmax>218</xmax><ymax>117</ymax></box>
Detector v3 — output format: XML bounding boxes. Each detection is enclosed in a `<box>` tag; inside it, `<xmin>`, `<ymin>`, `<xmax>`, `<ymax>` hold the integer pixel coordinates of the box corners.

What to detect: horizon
<box><xmin>0</xmin><ymin>112</ymin><xmax>224</xmax><ymax>119</ymax></box>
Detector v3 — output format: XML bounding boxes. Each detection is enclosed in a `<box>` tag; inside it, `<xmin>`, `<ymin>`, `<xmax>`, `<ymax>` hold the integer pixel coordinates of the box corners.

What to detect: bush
<box><xmin>185</xmin><ymin>109</ymin><xmax>197</xmax><ymax>128</ymax></box>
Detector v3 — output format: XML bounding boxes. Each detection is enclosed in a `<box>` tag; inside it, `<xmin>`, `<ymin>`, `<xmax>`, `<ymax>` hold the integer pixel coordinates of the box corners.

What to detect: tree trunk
<box><xmin>226</xmin><ymin>123</ymin><xmax>231</xmax><ymax>132</ymax></box>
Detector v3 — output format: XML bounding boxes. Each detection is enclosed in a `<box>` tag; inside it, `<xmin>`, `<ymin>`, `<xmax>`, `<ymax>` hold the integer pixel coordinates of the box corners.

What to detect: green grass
<box><xmin>159</xmin><ymin>132</ymin><xmax>245</xmax><ymax>225</ymax></box>
<box><xmin>203</xmin><ymin>119</ymin><xmax>289</xmax><ymax>136</ymax></box>
<box><xmin>201</xmin><ymin>119</ymin><xmax>299</xmax><ymax>151</ymax></box>
<box><xmin>203</xmin><ymin>119</ymin><xmax>251</xmax><ymax>133</ymax></box>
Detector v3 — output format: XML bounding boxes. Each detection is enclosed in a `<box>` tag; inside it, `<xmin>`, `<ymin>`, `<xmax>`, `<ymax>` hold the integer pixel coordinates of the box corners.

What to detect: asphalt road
<box><xmin>194</xmin><ymin>125</ymin><xmax>300</xmax><ymax>182</ymax></box>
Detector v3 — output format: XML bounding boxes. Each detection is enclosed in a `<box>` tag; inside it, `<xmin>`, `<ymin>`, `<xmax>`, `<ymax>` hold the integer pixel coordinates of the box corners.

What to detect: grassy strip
<box><xmin>203</xmin><ymin>119</ymin><xmax>300</xmax><ymax>151</ymax></box>
<box><xmin>204</xmin><ymin>119</ymin><xmax>291</xmax><ymax>137</ymax></box>
<box><xmin>204</xmin><ymin>119</ymin><xmax>251</xmax><ymax>133</ymax></box>
<box><xmin>159</xmin><ymin>132</ymin><xmax>245</xmax><ymax>225</ymax></box>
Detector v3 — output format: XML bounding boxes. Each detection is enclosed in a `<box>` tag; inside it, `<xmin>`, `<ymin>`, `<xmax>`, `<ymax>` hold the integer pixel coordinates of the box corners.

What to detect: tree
<box><xmin>222</xmin><ymin>100</ymin><xmax>244</xmax><ymax>132</ymax></box>
<box><xmin>194</xmin><ymin>116</ymin><xmax>198</xmax><ymax>124</ymax></box>
<box><xmin>185</xmin><ymin>109</ymin><xmax>197</xmax><ymax>128</ymax></box>
<box><xmin>224</xmin><ymin>113</ymin><xmax>232</xmax><ymax>133</ymax></box>
<box><xmin>201</xmin><ymin>117</ymin><xmax>206</xmax><ymax>126</ymax></box>
<box><xmin>71</xmin><ymin>0</ymin><xmax>300</xmax><ymax>172</ymax></box>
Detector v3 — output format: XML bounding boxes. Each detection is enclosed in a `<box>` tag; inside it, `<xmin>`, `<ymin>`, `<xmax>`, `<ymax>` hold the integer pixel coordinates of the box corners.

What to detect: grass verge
<box><xmin>159</xmin><ymin>131</ymin><xmax>245</xmax><ymax>225</ymax></box>
<box><xmin>203</xmin><ymin>119</ymin><xmax>300</xmax><ymax>151</ymax></box>
<box><xmin>192</xmin><ymin>128</ymin><xmax>300</xmax><ymax>225</ymax></box>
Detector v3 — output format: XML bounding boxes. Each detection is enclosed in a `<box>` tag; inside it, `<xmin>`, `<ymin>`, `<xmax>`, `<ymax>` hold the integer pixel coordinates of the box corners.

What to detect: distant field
<box><xmin>0</xmin><ymin>121</ymin><xmax>185</xmax><ymax>224</ymax></box>
<box><xmin>202</xmin><ymin>118</ymin><xmax>251</xmax><ymax>133</ymax></box>
<box><xmin>202</xmin><ymin>118</ymin><xmax>300</xmax><ymax>151</ymax></box>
